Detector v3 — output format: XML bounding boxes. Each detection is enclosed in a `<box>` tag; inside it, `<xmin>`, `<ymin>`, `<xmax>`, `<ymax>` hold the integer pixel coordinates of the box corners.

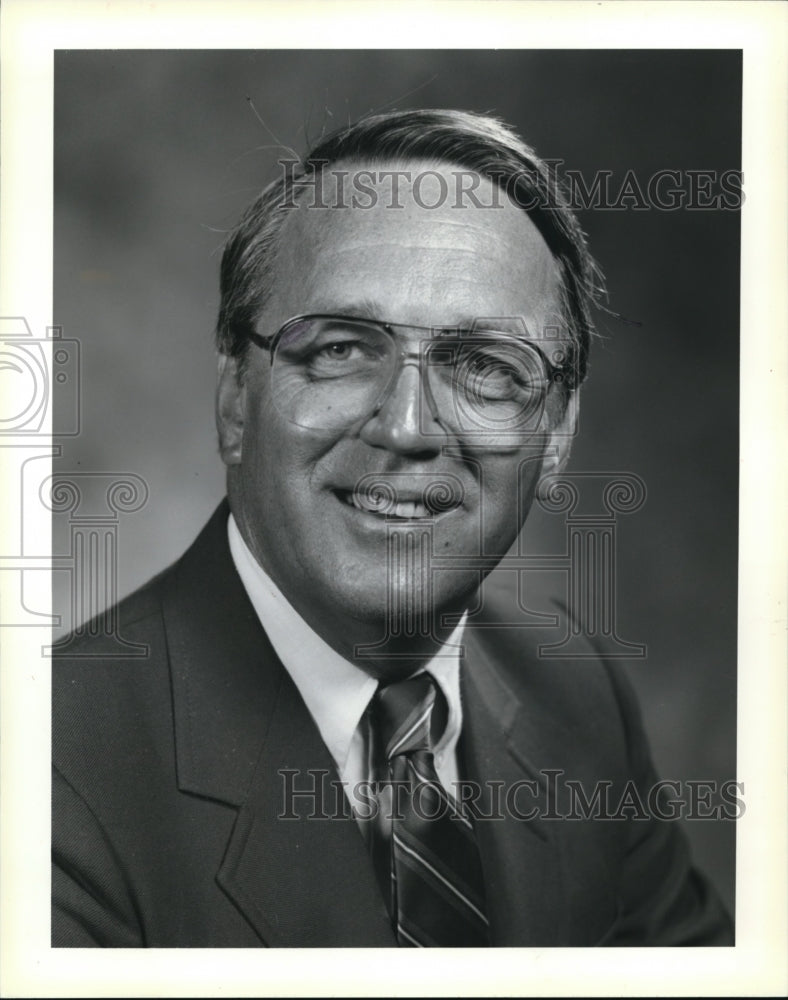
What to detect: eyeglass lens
<box><xmin>270</xmin><ymin>317</ymin><xmax>551</xmax><ymax>438</ymax></box>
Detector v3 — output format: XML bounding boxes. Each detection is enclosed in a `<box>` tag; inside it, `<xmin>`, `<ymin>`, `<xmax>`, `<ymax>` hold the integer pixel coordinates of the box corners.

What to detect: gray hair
<box><xmin>216</xmin><ymin>108</ymin><xmax>604</xmax><ymax>385</ymax></box>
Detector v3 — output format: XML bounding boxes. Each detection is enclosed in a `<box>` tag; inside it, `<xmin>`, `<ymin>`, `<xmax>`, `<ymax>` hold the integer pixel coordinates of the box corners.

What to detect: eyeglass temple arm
<box><xmin>245</xmin><ymin>329</ymin><xmax>276</xmax><ymax>363</ymax></box>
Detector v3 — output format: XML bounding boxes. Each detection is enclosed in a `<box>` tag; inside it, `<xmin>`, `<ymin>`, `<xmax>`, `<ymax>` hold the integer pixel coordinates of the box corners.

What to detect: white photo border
<box><xmin>1</xmin><ymin>1</ymin><xmax>786</xmax><ymax>996</ymax></box>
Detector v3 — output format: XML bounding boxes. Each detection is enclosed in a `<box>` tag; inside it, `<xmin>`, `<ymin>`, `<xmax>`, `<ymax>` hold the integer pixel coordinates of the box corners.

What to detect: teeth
<box><xmin>351</xmin><ymin>491</ymin><xmax>382</xmax><ymax>513</ymax></box>
<box><xmin>343</xmin><ymin>491</ymin><xmax>439</xmax><ymax>519</ymax></box>
<box><xmin>391</xmin><ymin>500</ymin><xmax>429</xmax><ymax>518</ymax></box>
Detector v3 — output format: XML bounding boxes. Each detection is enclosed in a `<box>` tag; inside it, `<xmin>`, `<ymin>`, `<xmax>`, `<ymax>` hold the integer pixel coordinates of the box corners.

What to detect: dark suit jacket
<box><xmin>52</xmin><ymin>501</ymin><xmax>732</xmax><ymax>947</ymax></box>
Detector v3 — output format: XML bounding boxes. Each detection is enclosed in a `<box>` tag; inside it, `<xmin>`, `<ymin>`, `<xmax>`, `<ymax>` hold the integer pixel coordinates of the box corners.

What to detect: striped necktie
<box><xmin>368</xmin><ymin>672</ymin><xmax>490</xmax><ymax>947</ymax></box>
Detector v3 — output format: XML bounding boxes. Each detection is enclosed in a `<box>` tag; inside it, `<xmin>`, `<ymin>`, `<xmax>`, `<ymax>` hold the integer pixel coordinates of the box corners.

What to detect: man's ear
<box><xmin>536</xmin><ymin>391</ymin><xmax>579</xmax><ymax>500</ymax></box>
<box><xmin>215</xmin><ymin>354</ymin><xmax>246</xmax><ymax>466</ymax></box>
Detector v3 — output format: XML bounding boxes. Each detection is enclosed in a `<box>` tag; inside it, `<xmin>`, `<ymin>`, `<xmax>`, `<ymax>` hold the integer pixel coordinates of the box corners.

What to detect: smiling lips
<box><xmin>336</xmin><ymin>487</ymin><xmax>462</xmax><ymax>520</ymax></box>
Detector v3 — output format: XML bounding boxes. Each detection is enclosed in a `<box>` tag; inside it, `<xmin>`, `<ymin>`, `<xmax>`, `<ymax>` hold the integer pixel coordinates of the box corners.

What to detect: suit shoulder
<box><xmin>52</xmin><ymin>561</ymin><xmax>177</xmax><ymax>770</ymax></box>
<box><xmin>473</xmin><ymin>593</ymin><xmax>624</xmax><ymax>698</ymax></box>
<box><xmin>467</xmin><ymin>584</ymin><xmax>645</xmax><ymax>759</ymax></box>
<box><xmin>54</xmin><ymin>561</ymin><xmax>170</xmax><ymax>660</ymax></box>
<box><xmin>52</xmin><ymin>504</ymin><xmax>231</xmax><ymax>780</ymax></box>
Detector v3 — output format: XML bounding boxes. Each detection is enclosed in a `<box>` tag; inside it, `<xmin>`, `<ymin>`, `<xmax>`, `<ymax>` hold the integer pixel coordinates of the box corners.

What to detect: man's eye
<box><xmin>453</xmin><ymin>347</ymin><xmax>543</xmax><ymax>402</ymax></box>
<box><xmin>467</xmin><ymin>352</ymin><xmax>507</xmax><ymax>375</ymax></box>
<box><xmin>464</xmin><ymin>351</ymin><xmax>520</xmax><ymax>384</ymax></box>
<box><xmin>304</xmin><ymin>338</ymin><xmax>382</xmax><ymax>378</ymax></box>
<box><xmin>315</xmin><ymin>340</ymin><xmax>361</xmax><ymax>361</ymax></box>
<box><xmin>322</xmin><ymin>340</ymin><xmax>355</xmax><ymax>361</ymax></box>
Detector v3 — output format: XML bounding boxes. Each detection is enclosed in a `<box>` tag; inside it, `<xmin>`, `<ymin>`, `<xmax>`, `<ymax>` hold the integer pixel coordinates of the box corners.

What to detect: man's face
<box><xmin>218</xmin><ymin>160</ymin><xmax>573</xmax><ymax>649</ymax></box>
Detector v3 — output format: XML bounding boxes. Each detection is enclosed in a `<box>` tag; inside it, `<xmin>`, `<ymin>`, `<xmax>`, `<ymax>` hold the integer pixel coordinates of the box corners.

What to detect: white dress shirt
<box><xmin>227</xmin><ymin>514</ymin><xmax>466</xmax><ymax>816</ymax></box>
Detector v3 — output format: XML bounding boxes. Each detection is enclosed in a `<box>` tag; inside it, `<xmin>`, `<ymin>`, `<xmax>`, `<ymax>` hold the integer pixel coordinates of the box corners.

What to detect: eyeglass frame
<box><xmin>246</xmin><ymin>313</ymin><xmax>576</xmax><ymax>385</ymax></box>
<box><xmin>242</xmin><ymin>313</ymin><xmax>576</xmax><ymax>440</ymax></box>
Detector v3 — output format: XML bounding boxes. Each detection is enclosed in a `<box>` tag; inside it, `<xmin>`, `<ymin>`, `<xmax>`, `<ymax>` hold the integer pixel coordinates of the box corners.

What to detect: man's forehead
<box><xmin>276</xmin><ymin>157</ymin><xmax>559</xmax><ymax>286</ymax></box>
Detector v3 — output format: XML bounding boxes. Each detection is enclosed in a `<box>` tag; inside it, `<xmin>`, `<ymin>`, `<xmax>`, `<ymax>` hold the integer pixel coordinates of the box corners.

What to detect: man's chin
<box><xmin>326</xmin><ymin>577</ymin><xmax>472</xmax><ymax>641</ymax></box>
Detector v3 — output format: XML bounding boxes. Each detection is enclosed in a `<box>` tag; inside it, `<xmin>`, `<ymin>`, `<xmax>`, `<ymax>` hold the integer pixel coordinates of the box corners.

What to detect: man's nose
<box><xmin>359</xmin><ymin>360</ymin><xmax>447</xmax><ymax>456</ymax></box>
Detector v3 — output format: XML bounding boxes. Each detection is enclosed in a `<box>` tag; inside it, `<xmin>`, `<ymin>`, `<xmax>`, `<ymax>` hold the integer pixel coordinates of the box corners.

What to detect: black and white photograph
<box><xmin>1</xmin><ymin>1</ymin><xmax>785</xmax><ymax>996</ymax></box>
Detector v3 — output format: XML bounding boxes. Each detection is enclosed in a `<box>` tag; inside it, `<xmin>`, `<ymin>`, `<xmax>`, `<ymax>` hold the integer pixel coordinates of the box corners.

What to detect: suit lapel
<box><xmin>461</xmin><ymin>627</ymin><xmax>567</xmax><ymax>946</ymax></box>
<box><xmin>162</xmin><ymin>501</ymin><xmax>395</xmax><ymax>946</ymax></box>
<box><xmin>217</xmin><ymin>674</ymin><xmax>395</xmax><ymax>946</ymax></box>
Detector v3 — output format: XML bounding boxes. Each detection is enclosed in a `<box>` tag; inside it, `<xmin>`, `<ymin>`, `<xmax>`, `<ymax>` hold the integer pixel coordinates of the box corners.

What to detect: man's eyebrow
<box><xmin>313</xmin><ymin>298</ymin><xmax>386</xmax><ymax>321</ymax></box>
<box><xmin>310</xmin><ymin>301</ymin><xmax>529</xmax><ymax>333</ymax></box>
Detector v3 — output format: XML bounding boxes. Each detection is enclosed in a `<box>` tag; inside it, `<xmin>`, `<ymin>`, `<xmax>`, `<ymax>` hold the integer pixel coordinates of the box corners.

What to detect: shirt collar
<box><xmin>227</xmin><ymin>513</ymin><xmax>465</xmax><ymax>772</ymax></box>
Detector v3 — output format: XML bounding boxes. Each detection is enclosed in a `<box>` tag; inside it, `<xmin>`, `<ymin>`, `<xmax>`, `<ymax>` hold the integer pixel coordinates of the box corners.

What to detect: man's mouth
<box><xmin>334</xmin><ymin>486</ymin><xmax>462</xmax><ymax>520</ymax></box>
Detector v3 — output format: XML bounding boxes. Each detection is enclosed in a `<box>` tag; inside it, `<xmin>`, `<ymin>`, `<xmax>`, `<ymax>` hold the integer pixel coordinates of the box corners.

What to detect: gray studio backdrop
<box><xmin>53</xmin><ymin>50</ymin><xmax>740</xmax><ymax>917</ymax></box>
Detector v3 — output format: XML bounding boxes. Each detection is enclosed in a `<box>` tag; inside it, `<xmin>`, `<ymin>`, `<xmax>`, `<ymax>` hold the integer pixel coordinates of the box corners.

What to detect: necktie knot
<box><xmin>372</xmin><ymin>672</ymin><xmax>437</xmax><ymax>762</ymax></box>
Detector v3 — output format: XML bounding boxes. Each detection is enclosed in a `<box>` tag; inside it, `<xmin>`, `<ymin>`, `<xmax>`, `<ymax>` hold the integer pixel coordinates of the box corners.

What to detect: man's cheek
<box><xmin>481</xmin><ymin>468</ymin><xmax>533</xmax><ymax>551</ymax></box>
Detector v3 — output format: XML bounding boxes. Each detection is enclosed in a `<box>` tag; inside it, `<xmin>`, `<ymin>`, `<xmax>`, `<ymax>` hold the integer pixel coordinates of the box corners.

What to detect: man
<box><xmin>52</xmin><ymin>109</ymin><xmax>733</xmax><ymax>946</ymax></box>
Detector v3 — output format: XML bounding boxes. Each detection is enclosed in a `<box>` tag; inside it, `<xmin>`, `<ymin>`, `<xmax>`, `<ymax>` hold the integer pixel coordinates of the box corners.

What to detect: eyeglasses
<box><xmin>247</xmin><ymin>314</ymin><xmax>574</xmax><ymax>439</ymax></box>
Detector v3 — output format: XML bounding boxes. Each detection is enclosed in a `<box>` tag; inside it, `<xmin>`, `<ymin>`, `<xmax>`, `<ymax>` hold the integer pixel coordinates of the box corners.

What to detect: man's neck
<box><xmin>266</xmin><ymin>576</ymin><xmax>466</xmax><ymax>682</ymax></box>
